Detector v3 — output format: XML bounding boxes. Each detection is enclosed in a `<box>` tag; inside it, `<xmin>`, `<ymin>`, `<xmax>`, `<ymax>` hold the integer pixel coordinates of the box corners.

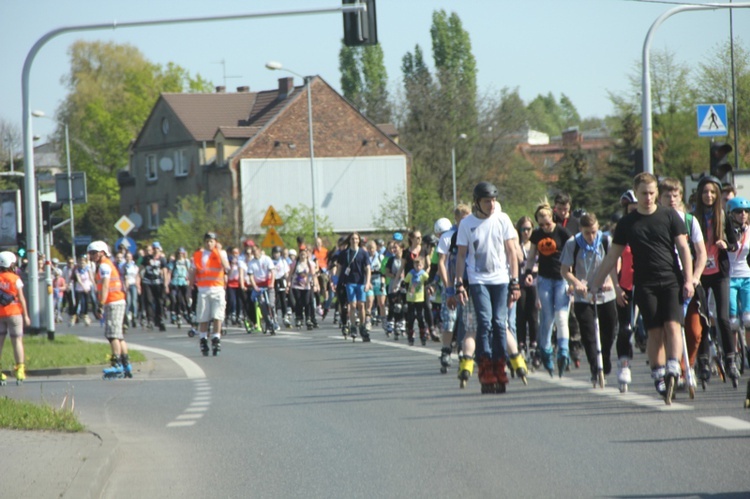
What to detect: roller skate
<box><xmin>295</xmin><ymin>320</ymin><xmax>302</xmax><ymax>329</ymax></box>
<box><xmin>103</xmin><ymin>356</ymin><xmax>124</xmax><ymax>380</ymax></box>
<box><xmin>360</xmin><ymin>324</ymin><xmax>371</xmax><ymax>343</ymax></box>
<box><xmin>652</xmin><ymin>366</ymin><xmax>667</xmax><ymax>399</ymax></box>
<box><xmin>385</xmin><ymin>320</ymin><xmax>393</xmax><ymax>338</ymax></box>
<box><xmin>14</xmin><ymin>363</ymin><xmax>25</xmax><ymax>385</ymax></box>
<box><xmin>200</xmin><ymin>337</ymin><xmax>210</xmax><ymax>356</ymax></box>
<box><xmin>0</xmin><ymin>372</ymin><xmax>6</xmax><ymax>386</ymax></box>
<box><xmin>306</xmin><ymin>320</ymin><xmax>313</xmax><ymax>331</ymax></box>
<box><xmin>725</xmin><ymin>354</ymin><xmax>740</xmax><ymax>389</ymax></box>
<box><xmin>341</xmin><ymin>322</ymin><xmax>349</xmax><ymax>339</ymax></box>
<box><xmin>493</xmin><ymin>358</ymin><xmax>510</xmax><ymax>393</ymax></box>
<box><xmin>158</xmin><ymin>322</ymin><xmax>167</xmax><ymax>332</ymax></box>
<box><xmin>458</xmin><ymin>355</ymin><xmax>474</xmax><ymax>389</ymax></box>
<box><xmin>509</xmin><ymin>352</ymin><xmax>528</xmax><ymax>385</ymax></box>
<box><xmin>395</xmin><ymin>320</ymin><xmax>405</xmax><ymax>341</ymax></box>
<box><xmin>407</xmin><ymin>328</ymin><xmax>415</xmax><ymax>346</ymax></box>
<box><xmin>121</xmin><ymin>354</ymin><xmax>133</xmax><ymax>379</ymax></box>
<box><xmin>698</xmin><ymin>355</ymin><xmax>711</xmax><ymax>390</ymax></box>
<box><xmin>557</xmin><ymin>348</ymin><xmax>570</xmax><ymax>378</ymax></box>
<box><xmin>478</xmin><ymin>357</ymin><xmax>499</xmax><ymax>394</ymax></box>
<box><xmin>419</xmin><ymin>327</ymin><xmax>428</xmax><ymax>346</ymax></box>
<box><xmin>211</xmin><ymin>336</ymin><xmax>221</xmax><ymax>356</ymax></box>
<box><xmin>439</xmin><ymin>347</ymin><xmax>453</xmax><ymax>374</ymax></box>
<box><xmin>529</xmin><ymin>342</ymin><xmax>542</xmax><ymax>372</ymax></box>
<box><xmin>349</xmin><ymin>322</ymin><xmax>358</xmax><ymax>343</ymax></box>
<box><xmin>664</xmin><ymin>359</ymin><xmax>681</xmax><ymax>405</ymax></box>
<box><xmin>541</xmin><ymin>348</ymin><xmax>555</xmax><ymax>377</ymax></box>
<box><xmin>69</xmin><ymin>314</ymin><xmax>77</xmax><ymax>326</ymax></box>
<box><xmin>570</xmin><ymin>340</ymin><xmax>583</xmax><ymax>369</ymax></box>
<box><xmin>429</xmin><ymin>328</ymin><xmax>440</xmax><ymax>343</ymax></box>
<box><xmin>617</xmin><ymin>358</ymin><xmax>631</xmax><ymax>393</ymax></box>
<box><xmin>283</xmin><ymin>314</ymin><xmax>292</xmax><ymax>328</ymax></box>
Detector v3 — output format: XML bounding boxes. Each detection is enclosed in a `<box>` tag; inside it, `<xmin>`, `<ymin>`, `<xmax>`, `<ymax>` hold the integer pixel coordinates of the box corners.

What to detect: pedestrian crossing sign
<box><xmin>261</xmin><ymin>227</ymin><xmax>284</xmax><ymax>248</ymax></box>
<box><xmin>261</xmin><ymin>205</ymin><xmax>283</xmax><ymax>227</ymax></box>
<box><xmin>697</xmin><ymin>104</ymin><xmax>728</xmax><ymax>137</ymax></box>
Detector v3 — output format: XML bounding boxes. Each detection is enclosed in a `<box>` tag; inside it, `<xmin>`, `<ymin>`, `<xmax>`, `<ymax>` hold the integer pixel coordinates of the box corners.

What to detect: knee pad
<box><xmin>731</xmin><ymin>317</ymin><xmax>741</xmax><ymax>331</ymax></box>
<box><xmin>553</xmin><ymin>310</ymin><xmax>569</xmax><ymax>338</ymax></box>
<box><xmin>742</xmin><ymin>313</ymin><xmax>750</xmax><ymax>329</ymax></box>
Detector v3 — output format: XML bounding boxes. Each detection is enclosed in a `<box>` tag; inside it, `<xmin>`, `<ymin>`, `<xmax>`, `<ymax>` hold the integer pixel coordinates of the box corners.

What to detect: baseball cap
<box><xmin>152</xmin><ymin>241</ymin><xmax>162</xmax><ymax>249</ymax></box>
<box><xmin>244</xmin><ymin>238</ymin><xmax>256</xmax><ymax>247</ymax></box>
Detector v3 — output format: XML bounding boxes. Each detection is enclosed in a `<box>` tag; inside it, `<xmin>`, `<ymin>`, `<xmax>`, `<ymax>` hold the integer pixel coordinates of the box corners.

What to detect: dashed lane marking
<box><xmin>697</xmin><ymin>416</ymin><xmax>750</xmax><ymax>431</ymax></box>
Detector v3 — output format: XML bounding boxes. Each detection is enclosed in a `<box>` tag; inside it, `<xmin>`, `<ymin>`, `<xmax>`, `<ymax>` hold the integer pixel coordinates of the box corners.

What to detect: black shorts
<box><xmin>633</xmin><ymin>282</ymin><xmax>683</xmax><ymax>330</ymax></box>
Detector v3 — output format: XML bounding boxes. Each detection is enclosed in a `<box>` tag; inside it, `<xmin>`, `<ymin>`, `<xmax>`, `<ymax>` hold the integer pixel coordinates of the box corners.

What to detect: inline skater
<box><xmin>120</xmin><ymin>251</ymin><xmax>141</xmax><ymax>328</ymax></box>
<box><xmin>141</xmin><ymin>242</ymin><xmax>169</xmax><ymax>331</ymax></box>
<box><xmin>189</xmin><ymin>232</ymin><xmax>230</xmax><ymax>355</ymax></box>
<box><xmin>0</xmin><ymin>252</ymin><xmax>30</xmax><ymax>385</ymax></box>
<box><xmin>515</xmin><ymin>216</ymin><xmax>538</xmax><ymax>365</ymax></box>
<box><xmin>271</xmin><ymin>246</ymin><xmax>291</xmax><ymax>327</ymax></box>
<box><xmin>333</xmin><ymin>233</ymin><xmax>371</xmax><ymax>341</ymax></box>
<box><xmin>727</xmin><ymin>197</ymin><xmax>750</xmax><ymax>374</ymax></box>
<box><xmin>525</xmin><ymin>199</ymin><xmax>573</xmax><ymax>377</ymax></box>
<box><xmin>403</xmin><ymin>256</ymin><xmax>431</xmax><ymax>346</ymax></box>
<box><xmin>88</xmin><ymin>242</ymin><xmax>132</xmax><ymax>379</ymax></box>
<box><xmin>693</xmin><ymin>175</ymin><xmax>740</xmax><ymax>388</ymax></box>
<box><xmin>384</xmin><ymin>240</ymin><xmax>406</xmax><ymax>339</ymax></box>
<box><xmin>170</xmin><ymin>248</ymin><xmax>191</xmax><ymax>327</ymax></box>
<box><xmin>590</xmin><ymin>173</ymin><xmax>694</xmax><ymax>404</ymax></box>
<box><xmin>455</xmin><ymin>182</ymin><xmax>525</xmax><ymax>393</ymax></box>
<box><xmin>365</xmin><ymin>240</ymin><xmax>386</xmax><ymax>330</ymax></box>
<box><xmin>289</xmin><ymin>246</ymin><xmax>317</xmax><ymax>329</ymax></box>
<box><xmin>247</xmin><ymin>244</ymin><xmax>278</xmax><ymax>334</ymax></box>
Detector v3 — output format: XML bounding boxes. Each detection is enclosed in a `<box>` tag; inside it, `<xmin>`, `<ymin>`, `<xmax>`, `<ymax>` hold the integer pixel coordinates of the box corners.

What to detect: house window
<box><xmin>175</xmin><ymin>149</ymin><xmax>189</xmax><ymax>177</ymax></box>
<box><xmin>145</xmin><ymin>154</ymin><xmax>157</xmax><ymax>181</ymax></box>
<box><xmin>148</xmin><ymin>202</ymin><xmax>159</xmax><ymax>229</ymax></box>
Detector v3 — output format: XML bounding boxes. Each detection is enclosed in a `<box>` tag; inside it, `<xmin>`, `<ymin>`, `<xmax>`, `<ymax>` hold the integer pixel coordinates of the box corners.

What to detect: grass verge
<box><xmin>1</xmin><ymin>334</ymin><xmax>146</xmax><ymax>370</ymax></box>
<box><xmin>0</xmin><ymin>397</ymin><xmax>85</xmax><ymax>432</ymax></box>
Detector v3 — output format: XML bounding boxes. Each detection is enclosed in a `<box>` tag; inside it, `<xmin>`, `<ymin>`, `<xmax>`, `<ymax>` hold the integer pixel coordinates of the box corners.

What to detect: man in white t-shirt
<box><xmin>247</xmin><ymin>245</ymin><xmax>278</xmax><ymax>333</ymax></box>
<box><xmin>455</xmin><ymin>181</ymin><xmax>525</xmax><ymax>394</ymax></box>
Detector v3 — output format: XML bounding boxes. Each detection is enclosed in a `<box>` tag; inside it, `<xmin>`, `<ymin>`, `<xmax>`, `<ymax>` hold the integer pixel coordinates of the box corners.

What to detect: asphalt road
<box><xmin>45</xmin><ymin>319</ymin><xmax>750</xmax><ymax>498</ymax></box>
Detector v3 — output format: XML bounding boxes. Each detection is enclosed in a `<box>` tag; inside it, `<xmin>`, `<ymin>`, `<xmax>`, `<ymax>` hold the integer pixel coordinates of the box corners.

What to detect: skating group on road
<box><xmin>18</xmin><ymin>172</ymin><xmax>750</xmax><ymax>409</ymax></box>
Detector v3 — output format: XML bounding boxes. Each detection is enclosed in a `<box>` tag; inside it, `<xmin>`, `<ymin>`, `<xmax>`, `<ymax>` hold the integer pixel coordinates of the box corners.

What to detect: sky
<box><xmin>1</xmin><ymin>0</ymin><xmax>748</xmax><ymax>142</ymax></box>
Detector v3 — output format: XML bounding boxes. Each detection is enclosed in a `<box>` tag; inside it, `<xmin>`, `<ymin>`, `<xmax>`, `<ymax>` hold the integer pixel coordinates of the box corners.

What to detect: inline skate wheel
<box><xmin>619</xmin><ymin>383</ymin><xmax>628</xmax><ymax>393</ymax></box>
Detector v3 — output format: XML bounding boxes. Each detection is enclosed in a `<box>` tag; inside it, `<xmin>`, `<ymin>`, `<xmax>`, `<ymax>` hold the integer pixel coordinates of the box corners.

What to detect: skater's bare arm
<box><xmin>588</xmin><ymin>244</ymin><xmax>624</xmax><ymax>293</ymax></box>
<box><xmin>691</xmin><ymin>239</ymin><xmax>707</xmax><ymax>285</ymax></box>
<box><xmin>455</xmin><ymin>245</ymin><xmax>468</xmax><ymax>304</ymax></box>
<box><xmin>675</xmin><ymin>234</ymin><xmax>694</xmax><ymax>300</ymax></box>
<box><xmin>505</xmin><ymin>238</ymin><xmax>520</xmax><ymax>302</ymax></box>
<box><xmin>17</xmin><ymin>285</ymin><xmax>30</xmax><ymax>326</ymax></box>
<box><xmin>524</xmin><ymin>245</ymin><xmax>537</xmax><ymax>287</ymax></box>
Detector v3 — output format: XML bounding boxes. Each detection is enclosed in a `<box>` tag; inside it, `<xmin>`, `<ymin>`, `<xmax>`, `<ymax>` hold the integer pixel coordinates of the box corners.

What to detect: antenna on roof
<box><xmin>212</xmin><ymin>59</ymin><xmax>242</xmax><ymax>88</ymax></box>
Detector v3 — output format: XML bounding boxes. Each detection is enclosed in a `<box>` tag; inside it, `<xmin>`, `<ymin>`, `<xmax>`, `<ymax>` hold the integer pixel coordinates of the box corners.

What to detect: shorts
<box><xmin>196</xmin><ymin>287</ymin><xmax>226</xmax><ymax>323</ymax></box>
<box><xmin>440</xmin><ymin>299</ymin><xmax>457</xmax><ymax>333</ymax></box>
<box><xmin>0</xmin><ymin>315</ymin><xmax>23</xmax><ymax>338</ymax></box>
<box><xmin>370</xmin><ymin>277</ymin><xmax>386</xmax><ymax>297</ymax></box>
<box><xmin>345</xmin><ymin>283</ymin><xmax>367</xmax><ymax>303</ymax></box>
<box><xmin>634</xmin><ymin>282</ymin><xmax>683</xmax><ymax>330</ymax></box>
<box><xmin>104</xmin><ymin>300</ymin><xmax>126</xmax><ymax>340</ymax></box>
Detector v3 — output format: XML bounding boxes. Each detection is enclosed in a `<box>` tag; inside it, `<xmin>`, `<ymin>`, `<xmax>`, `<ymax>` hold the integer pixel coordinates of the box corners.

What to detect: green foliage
<box><xmin>339</xmin><ymin>43</ymin><xmax>392</xmax><ymax>123</ymax></box>
<box><xmin>276</xmin><ymin>204</ymin><xmax>334</xmax><ymax>248</ymax></box>
<box><xmin>156</xmin><ymin>194</ymin><xmax>233</xmax><ymax>254</ymax></box>
<box><xmin>77</xmin><ymin>193</ymin><xmax>120</xmax><ymax>246</ymax></box>
<box><xmin>372</xmin><ymin>188</ymin><xmax>410</xmax><ymax>232</ymax></box>
<box><xmin>0</xmin><ymin>398</ymin><xmax>84</xmax><ymax>432</ymax></box>
<box><xmin>526</xmin><ymin>92</ymin><xmax>582</xmax><ymax>136</ymax></box>
<box><xmin>498</xmin><ymin>154</ymin><xmax>547</xmax><ymax>223</ymax></box>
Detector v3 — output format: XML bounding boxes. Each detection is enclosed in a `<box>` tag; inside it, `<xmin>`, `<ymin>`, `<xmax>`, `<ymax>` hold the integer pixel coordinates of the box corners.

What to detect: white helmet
<box><xmin>87</xmin><ymin>240</ymin><xmax>109</xmax><ymax>256</ymax></box>
<box><xmin>0</xmin><ymin>251</ymin><xmax>17</xmax><ymax>269</ymax></box>
<box><xmin>434</xmin><ymin>217</ymin><xmax>452</xmax><ymax>234</ymax></box>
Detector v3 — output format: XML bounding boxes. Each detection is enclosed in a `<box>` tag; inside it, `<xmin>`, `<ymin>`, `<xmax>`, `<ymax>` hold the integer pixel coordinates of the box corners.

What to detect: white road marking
<box><xmin>176</xmin><ymin>413</ymin><xmax>204</xmax><ymax>420</ymax></box>
<box><xmin>697</xmin><ymin>416</ymin><xmax>750</xmax><ymax>431</ymax></box>
<box><xmin>167</xmin><ymin>421</ymin><xmax>195</xmax><ymax>428</ymax></box>
<box><xmin>189</xmin><ymin>400</ymin><xmax>210</xmax><ymax>407</ymax></box>
<box><xmin>184</xmin><ymin>407</ymin><xmax>209</xmax><ymax>413</ymax></box>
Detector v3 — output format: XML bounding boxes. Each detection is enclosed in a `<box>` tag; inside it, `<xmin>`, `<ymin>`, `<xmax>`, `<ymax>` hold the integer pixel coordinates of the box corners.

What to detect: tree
<box><xmin>339</xmin><ymin>43</ymin><xmax>392</xmax><ymax>123</ymax></box>
<box><xmin>156</xmin><ymin>194</ymin><xmax>233</xmax><ymax>253</ymax></box>
<box><xmin>526</xmin><ymin>92</ymin><xmax>582</xmax><ymax>136</ymax></box>
<box><xmin>276</xmin><ymin>204</ymin><xmax>334</xmax><ymax>248</ymax></box>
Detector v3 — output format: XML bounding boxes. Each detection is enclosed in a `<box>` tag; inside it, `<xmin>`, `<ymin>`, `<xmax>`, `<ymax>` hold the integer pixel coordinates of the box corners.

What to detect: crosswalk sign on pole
<box><xmin>697</xmin><ymin>104</ymin><xmax>728</xmax><ymax>137</ymax></box>
<box><xmin>261</xmin><ymin>205</ymin><xmax>284</xmax><ymax>227</ymax></box>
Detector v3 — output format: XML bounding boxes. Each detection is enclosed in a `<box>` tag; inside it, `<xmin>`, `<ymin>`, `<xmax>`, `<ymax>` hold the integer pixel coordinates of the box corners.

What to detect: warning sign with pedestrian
<box><xmin>261</xmin><ymin>227</ymin><xmax>284</xmax><ymax>248</ymax></box>
<box><xmin>697</xmin><ymin>104</ymin><xmax>728</xmax><ymax>137</ymax></box>
<box><xmin>261</xmin><ymin>205</ymin><xmax>283</xmax><ymax>227</ymax></box>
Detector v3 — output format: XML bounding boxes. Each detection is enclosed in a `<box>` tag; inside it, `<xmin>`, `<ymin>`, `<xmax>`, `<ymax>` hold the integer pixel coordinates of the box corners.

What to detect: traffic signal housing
<box><xmin>343</xmin><ymin>0</ymin><xmax>377</xmax><ymax>46</ymax></box>
<box><xmin>41</xmin><ymin>201</ymin><xmax>64</xmax><ymax>233</ymax></box>
<box><xmin>16</xmin><ymin>235</ymin><xmax>26</xmax><ymax>259</ymax></box>
<box><xmin>710</xmin><ymin>142</ymin><xmax>733</xmax><ymax>180</ymax></box>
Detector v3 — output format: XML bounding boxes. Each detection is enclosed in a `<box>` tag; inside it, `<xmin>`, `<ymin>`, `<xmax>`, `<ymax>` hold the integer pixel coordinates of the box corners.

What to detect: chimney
<box><xmin>236</xmin><ymin>86</ymin><xmax>250</xmax><ymax>93</ymax></box>
<box><xmin>277</xmin><ymin>77</ymin><xmax>294</xmax><ymax>99</ymax></box>
<box><xmin>215</xmin><ymin>86</ymin><xmax>226</xmax><ymax>93</ymax></box>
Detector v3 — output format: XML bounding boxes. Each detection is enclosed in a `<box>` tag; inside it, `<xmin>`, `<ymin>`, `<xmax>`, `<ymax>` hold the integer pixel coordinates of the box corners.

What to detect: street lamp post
<box><xmin>266</xmin><ymin>61</ymin><xmax>318</xmax><ymax>240</ymax></box>
<box><xmin>451</xmin><ymin>133</ymin><xmax>467</xmax><ymax>208</ymax></box>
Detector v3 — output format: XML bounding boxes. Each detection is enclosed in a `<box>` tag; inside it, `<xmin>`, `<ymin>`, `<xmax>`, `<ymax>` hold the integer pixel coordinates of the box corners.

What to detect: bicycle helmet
<box><xmin>393</xmin><ymin>232</ymin><xmax>404</xmax><ymax>242</ymax></box>
<box><xmin>473</xmin><ymin>181</ymin><xmax>499</xmax><ymax>200</ymax></box>
<box><xmin>423</xmin><ymin>234</ymin><xmax>439</xmax><ymax>246</ymax></box>
<box><xmin>726</xmin><ymin>196</ymin><xmax>750</xmax><ymax>213</ymax></box>
<box><xmin>620</xmin><ymin>190</ymin><xmax>637</xmax><ymax>206</ymax></box>
<box><xmin>0</xmin><ymin>251</ymin><xmax>16</xmax><ymax>269</ymax></box>
<box><xmin>87</xmin><ymin>240</ymin><xmax>109</xmax><ymax>256</ymax></box>
<box><xmin>696</xmin><ymin>174</ymin><xmax>722</xmax><ymax>194</ymax></box>
<box><xmin>272</xmin><ymin>246</ymin><xmax>282</xmax><ymax>254</ymax></box>
<box><xmin>434</xmin><ymin>217</ymin><xmax>452</xmax><ymax>235</ymax></box>
<box><xmin>204</xmin><ymin>232</ymin><xmax>218</xmax><ymax>241</ymax></box>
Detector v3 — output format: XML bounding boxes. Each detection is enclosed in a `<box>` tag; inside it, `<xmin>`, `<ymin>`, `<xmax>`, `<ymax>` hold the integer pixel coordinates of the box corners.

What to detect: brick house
<box><xmin>119</xmin><ymin>76</ymin><xmax>410</xmax><ymax>241</ymax></box>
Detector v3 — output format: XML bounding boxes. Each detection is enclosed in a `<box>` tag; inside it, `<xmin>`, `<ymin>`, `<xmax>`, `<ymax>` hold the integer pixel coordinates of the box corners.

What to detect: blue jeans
<box><xmin>126</xmin><ymin>284</ymin><xmax>139</xmax><ymax>320</ymax></box>
<box><xmin>469</xmin><ymin>283</ymin><xmax>509</xmax><ymax>361</ymax></box>
<box><xmin>536</xmin><ymin>276</ymin><xmax>570</xmax><ymax>352</ymax></box>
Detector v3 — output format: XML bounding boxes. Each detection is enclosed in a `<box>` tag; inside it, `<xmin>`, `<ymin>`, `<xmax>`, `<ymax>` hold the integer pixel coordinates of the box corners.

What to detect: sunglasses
<box><xmin>733</xmin><ymin>209</ymin><xmax>750</xmax><ymax>214</ymax></box>
<box><xmin>520</xmin><ymin>227</ymin><xmax>532</xmax><ymax>232</ymax></box>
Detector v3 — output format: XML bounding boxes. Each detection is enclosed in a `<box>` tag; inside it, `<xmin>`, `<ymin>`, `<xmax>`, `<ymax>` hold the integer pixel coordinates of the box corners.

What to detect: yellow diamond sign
<box><xmin>114</xmin><ymin>215</ymin><xmax>136</xmax><ymax>236</ymax></box>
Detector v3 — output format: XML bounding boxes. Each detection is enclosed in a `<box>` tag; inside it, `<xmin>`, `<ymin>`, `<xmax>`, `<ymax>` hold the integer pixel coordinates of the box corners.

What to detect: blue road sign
<box><xmin>74</xmin><ymin>235</ymin><xmax>92</xmax><ymax>247</ymax></box>
<box><xmin>115</xmin><ymin>236</ymin><xmax>137</xmax><ymax>256</ymax></box>
<box><xmin>697</xmin><ymin>104</ymin><xmax>728</xmax><ymax>137</ymax></box>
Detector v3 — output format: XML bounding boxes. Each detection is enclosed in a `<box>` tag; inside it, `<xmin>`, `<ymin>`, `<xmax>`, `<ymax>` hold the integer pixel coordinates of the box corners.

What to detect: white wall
<box><xmin>241</xmin><ymin>156</ymin><xmax>408</xmax><ymax>234</ymax></box>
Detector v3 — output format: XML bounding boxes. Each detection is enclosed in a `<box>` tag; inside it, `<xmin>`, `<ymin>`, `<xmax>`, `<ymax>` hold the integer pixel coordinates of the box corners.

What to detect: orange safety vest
<box><xmin>193</xmin><ymin>248</ymin><xmax>225</xmax><ymax>288</ymax></box>
<box><xmin>96</xmin><ymin>257</ymin><xmax>126</xmax><ymax>304</ymax></box>
<box><xmin>0</xmin><ymin>272</ymin><xmax>22</xmax><ymax>318</ymax></box>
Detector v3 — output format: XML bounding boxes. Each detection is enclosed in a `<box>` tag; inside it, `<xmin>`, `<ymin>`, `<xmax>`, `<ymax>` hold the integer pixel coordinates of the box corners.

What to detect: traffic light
<box><xmin>710</xmin><ymin>142</ymin><xmax>733</xmax><ymax>179</ymax></box>
<box><xmin>16</xmin><ymin>235</ymin><xmax>26</xmax><ymax>259</ymax></box>
<box><xmin>343</xmin><ymin>0</ymin><xmax>377</xmax><ymax>46</ymax></box>
<box><xmin>41</xmin><ymin>201</ymin><xmax>64</xmax><ymax>232</ymax></box>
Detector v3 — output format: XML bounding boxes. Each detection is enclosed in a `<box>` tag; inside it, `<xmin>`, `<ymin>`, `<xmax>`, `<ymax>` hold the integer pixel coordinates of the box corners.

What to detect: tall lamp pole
<box><xmin>266</xmin><ymin>61</ymin><xmax>318</xmax><ymax>240</ymax></box>
<box><xmin>451</xmin><ymin>133</ymin><xmax>467</xmax><ymax>208</ymax></box>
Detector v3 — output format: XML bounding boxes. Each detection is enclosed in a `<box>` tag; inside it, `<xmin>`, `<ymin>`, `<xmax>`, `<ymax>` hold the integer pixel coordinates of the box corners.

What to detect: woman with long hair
<box><xmin>694</xmin><ymin>175</ymin><xmax>740</xmax><ymax>386</ymax></box>
<box><xmin>515</xmin><ymin>216</ymin><xmax>538</xmax><ymax>354</ymax></box>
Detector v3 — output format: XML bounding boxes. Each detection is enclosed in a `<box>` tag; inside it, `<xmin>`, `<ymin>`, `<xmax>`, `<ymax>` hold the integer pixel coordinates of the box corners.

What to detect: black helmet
<box><xmin>697</xmin><ymin>174</ymin><xmax>722</xmax><ymax>194</ymax></box>
<box><xmin>272</xmin><ymin>246</ymin><xmax>282</xmax><ymax>254</ymax></box>
<box><xmin>203</xmin><ymin>232</ymin><xmax>217</xmax><ymax>241</ymax></box>
<box><xmin>473</xmin><ymin>181</ymin><xmax>498</xmax><ymax>200</ymax></box>
<box><xmin>610</xmin><ymin>212</ymin><xmax>623</xmax><ymax>224</ymax></box>
<box><xmin>423</xmin><ymin>234</ymin><xmax>439</xmax><ymax>246</ymax></box>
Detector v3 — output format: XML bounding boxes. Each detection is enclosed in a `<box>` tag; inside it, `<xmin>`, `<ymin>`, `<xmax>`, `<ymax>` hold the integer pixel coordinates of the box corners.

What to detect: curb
<box><xmin>62</xmin><ymin>427</ymin><xmax>120</xmax><ymax>499</ymax></box>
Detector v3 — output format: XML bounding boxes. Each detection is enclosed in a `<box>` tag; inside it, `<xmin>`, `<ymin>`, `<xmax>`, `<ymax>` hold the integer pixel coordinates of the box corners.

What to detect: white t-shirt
<box><xmin>730</xmin><ymin>225</ymin><xmax>750</xmax><ymax>279</ymax></box>
<box><xmin>272</xmin><ymin>258</ymin><xmax>289</xmax><ymax>280</ymax></box>
<box><xmin>456</xmin><ymin>209</ymin><xmax>517</xmax><ymax>285</ymax></box>
<box><xmin>247</xmin><ymin>254</ymin><xmax>274</xmax><ymax>286</ymax></box>
<box><xmin>675</xmin><ymin>211</ymin><xmax>703</xmax><ymax>272</ymax></box>
<box><xmin>436</xmin><ymin>228</ymin><xmax>455</xmax><ymax>256</ymax></box>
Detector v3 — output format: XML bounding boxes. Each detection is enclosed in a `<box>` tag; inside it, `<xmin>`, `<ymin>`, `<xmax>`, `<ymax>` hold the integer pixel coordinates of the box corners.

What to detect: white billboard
<box><xmin>241</xmin><ymin>156</ymin><xmax>407</xmax><ymax>234</ymax></box>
